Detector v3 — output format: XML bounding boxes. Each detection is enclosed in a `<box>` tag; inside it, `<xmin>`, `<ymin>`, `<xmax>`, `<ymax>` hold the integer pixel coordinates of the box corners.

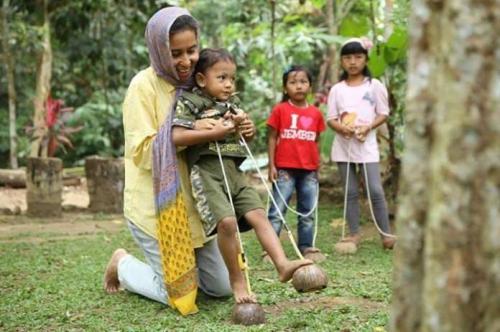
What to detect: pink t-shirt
<box><xmin>327</xmin><ymin>78</ymin><xmax>389</xmax><ymax>163</ymax></box>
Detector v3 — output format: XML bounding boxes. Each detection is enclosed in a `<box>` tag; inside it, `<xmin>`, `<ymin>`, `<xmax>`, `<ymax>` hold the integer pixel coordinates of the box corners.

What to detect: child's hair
<box><xmin>170</xmin><ymin>15</ymin><xmax>199</xmax><ymax>37</ymax></box>
<box><xmin>281</xmin><ymin>65</ymin><xmax>313</xmax><ymax>102</ymax></box>
<box><xmin>339</xmin><ymin>40</ymin><xmax>372</xmax><ymax>81</ymax></box>
<box><xmin>194</xmin><ymin>48</ymin><xmax>235</xmax><ymax>75</ymax></box>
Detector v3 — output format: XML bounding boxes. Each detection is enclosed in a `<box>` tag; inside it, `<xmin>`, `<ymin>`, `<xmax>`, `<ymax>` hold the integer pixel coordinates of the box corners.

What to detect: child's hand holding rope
<box><xmin>355</xmin><ymin>125</ymin><xmax>370</xmax><ymax>142</ymax></box>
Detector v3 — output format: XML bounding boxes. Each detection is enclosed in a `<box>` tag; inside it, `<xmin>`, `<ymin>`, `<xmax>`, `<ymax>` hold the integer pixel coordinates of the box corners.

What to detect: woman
<box><xmin>103</xmin><ymin>7</ymin><xmax>256</xmax><ymax>315</ymax></box>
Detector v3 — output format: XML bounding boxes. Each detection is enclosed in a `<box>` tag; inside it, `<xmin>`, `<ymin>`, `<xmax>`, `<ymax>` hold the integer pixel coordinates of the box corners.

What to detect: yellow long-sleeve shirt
<box><xmin>123</xmin><ymin>67</ymin><xmax>207</xmax><ymax>247</ymax></box>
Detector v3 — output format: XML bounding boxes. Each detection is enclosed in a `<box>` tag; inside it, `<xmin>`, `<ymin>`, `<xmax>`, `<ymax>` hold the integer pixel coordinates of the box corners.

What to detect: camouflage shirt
<box><xmin>172</xmin><ymin>88</ymin><xmax>246</xmax><ymax>167</ymax></box>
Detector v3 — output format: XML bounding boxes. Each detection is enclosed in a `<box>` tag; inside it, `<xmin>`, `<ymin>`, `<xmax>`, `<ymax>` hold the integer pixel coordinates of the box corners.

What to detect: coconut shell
<box><xmin>304</xmin><ymin>251</ymin><xmax>327</xmax><ymax>263</ymax></box>
<box><xmin>231</xmin><ymin>303</ymin><xmax>266</xmax><ymax>326</ymax></box>
<box><xmin>334</xmin><ymin>241</ymin><xmax>358</xmax><ymax>254</ymax></box>
<box><xmin>291</xmin><ymin>264</ymin><xmax>328</xmax><ymax>293</ymax></box>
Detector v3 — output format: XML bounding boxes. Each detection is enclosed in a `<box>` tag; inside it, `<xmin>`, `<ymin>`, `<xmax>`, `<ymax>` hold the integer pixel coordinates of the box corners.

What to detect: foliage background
<box><xmin>0</xmin><ymin>0</ymin><xmax>409</xmax><ymax>167</ymax></box>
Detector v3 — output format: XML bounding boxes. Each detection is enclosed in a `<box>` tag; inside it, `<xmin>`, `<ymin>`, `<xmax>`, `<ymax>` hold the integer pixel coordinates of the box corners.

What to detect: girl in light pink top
<box><xmin>327</xmin><ymin>38</ymin><xmax>395</xmax><ymax>249</ymax></box>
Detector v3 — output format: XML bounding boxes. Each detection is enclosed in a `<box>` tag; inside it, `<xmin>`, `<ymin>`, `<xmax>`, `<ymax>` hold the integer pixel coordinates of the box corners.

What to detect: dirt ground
<box><xmin>0</xmin><ymin>181</ymin><xmax>123</xmax><ymax>243</ymax></box>
<box><xmin>0</xmin><ymin>181</ymin><xmax>90</xmax><ymax>214</ymax></box>
<box><xmin>0</xmin><ymin>170</ymin><xmax>342</xmax><ymax>243</ymax></box>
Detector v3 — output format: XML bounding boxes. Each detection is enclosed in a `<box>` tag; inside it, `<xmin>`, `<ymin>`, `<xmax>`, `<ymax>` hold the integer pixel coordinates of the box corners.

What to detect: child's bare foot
<box><xmin>342</xmin><ymin>233</ymin><xmax>361</xmax><ymax>246</ymax></box>
<box><xmin>103</xmin><ymin>248</ymin><xmax>127</xmax><ymax>294</ymax></box>
<box><xmin>277</xmin><ymin>259</ymin><xmax>313</xmax><ymax>283</ymax></box>
<box><xmin>232</xmin><ymin>278</ymin><xmax>257</xmax><ymax>304</ymax></box>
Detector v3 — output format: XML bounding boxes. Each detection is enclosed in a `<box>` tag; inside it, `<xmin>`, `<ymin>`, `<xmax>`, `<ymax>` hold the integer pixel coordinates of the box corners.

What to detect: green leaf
<box><xmin>386</xmin><ymin>28</ymin><xmax>408</xmax><ymax>50</ymax></box>
<box><xmin>283</xmin><ymin>14</ymin><xmax>301</xmax><ymax>23</ymax></box>
<box><xmin>384</xmin><ymin>28</ymin><xmax>408</xmax><ymax>64</ymax></box>
<box><xmin>311</xmin><ymin>0</ymin><xmax>327</xmax><ymax>9</ymax></box>
<box><xmin>368</xmin><ymin>46</ymin><xmax>387</xmax><ymax>77</ymax></box>
<box><xmin>339</xmin><ymin>17</ymin><xmax>370</xmax><ymax>37</ymax></box>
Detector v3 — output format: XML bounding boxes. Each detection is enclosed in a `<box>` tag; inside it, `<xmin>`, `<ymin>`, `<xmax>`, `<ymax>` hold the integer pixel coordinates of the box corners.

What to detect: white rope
<box><xmin>271</xmin><ymin>179</ymin><xmax>319</xmax><ymax>217</ymax></box>
<box><xmin>362</xmin><ymin>162</ymin><xmax>396</xmax><ymax>238</ymax></box>
<box><xmin>239</xmin><ymin>134</ymin><xmax>304</xmax><ymax>259</ymax></box>
<box><xmin>340</xmin><ymin>141</ymin><xmax>352</xmax><ymax>240</ymax></box>
<box><xmin>214</xmin><ymin>141</ymin><xmax>252</xmax><ymax>294</ymax></box>
<box><xmin>313</xmin><ymin>194</ymin><xmax>319</xmax><ymax>246</ymax></box>
<box><xmin>339</xmin><ymin>133</ymin><xmax>397</xmax><ymax>240</ymax></box>
<box><xmin>269</xmin><ymin>179</ymin><xmax>320</xmax><ymax>246</ymax></box>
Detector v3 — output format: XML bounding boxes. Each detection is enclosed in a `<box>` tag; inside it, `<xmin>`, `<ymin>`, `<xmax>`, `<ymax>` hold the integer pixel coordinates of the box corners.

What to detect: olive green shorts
<box><xmin>190</xmin><ymin>156</ymin><xmax>264</xmax><ymax>236</ymax></box>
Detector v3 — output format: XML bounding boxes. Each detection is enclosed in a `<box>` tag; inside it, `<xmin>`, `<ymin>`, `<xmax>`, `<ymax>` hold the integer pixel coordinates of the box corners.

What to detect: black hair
<box><xmin>339</xmin><ymin>41</ymin><xmax>372</xmax><ymax>81</ymax></box>
<box><xmin>281</xmin><ymin>65</ymin><xmax>313</xmax><ymax>102</ymax></box>
<box><xmin>194</xmin><ymin>48</ymin><xmax>236</xmax><ymax>75</ymax></box>
<box><xmin>170</xmin><ymin>15</ymin><xmax>199</xmax><ymax>37</ymax></box>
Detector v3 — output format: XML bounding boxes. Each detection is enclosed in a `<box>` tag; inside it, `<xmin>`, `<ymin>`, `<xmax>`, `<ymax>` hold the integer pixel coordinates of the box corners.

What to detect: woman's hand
<box><xmin>239</xmin><ymin>117</ymin><xmax>256</xmax><ymax>141</ymax></box>
<box><xmin>230</xmin><ymin>109</ymin><xmax>248</xmax><ymax>126</ymax></box>
<box><xmin>194</xmin><ymin>118</ymin><xmax>218</xmax><ymax>130</ymax></box>
<box><xmin>210</xmin><ymin>118</ymin><xmax>236</xmax><ymax>141</ymax></box>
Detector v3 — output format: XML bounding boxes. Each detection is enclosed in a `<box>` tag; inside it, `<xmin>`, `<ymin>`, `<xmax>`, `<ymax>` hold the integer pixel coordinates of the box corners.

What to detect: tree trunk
<box><xmin>318</xmin><ymin>0</ymin><xmax>358</xmax><ymax>89</ymax></box>
<box><xmin>1</xmin><ymin>0</ymin><xmax>18</xmax><ymax>168</ymax></box>
<box><xmin>270</xmin><ymin>0</ymin><xmax>277</xmax><ymax>102</ymax></box>
<box><xmin>384</xmin><ymin>0</ymin><xmax>393</xmax><ymax>40</ymax></box>
<box><xmin>26</xmin><ymin>157</ymin><xmax>62</xmax><ymax>217</ymax></box>
<box><xmin>390</xmin><ymin>1</ymin><xmax>500</xmax><ymax>332</ymax></box>
<box><xmin>30</xmin><ymin>0</ymin><xmax>52</xmax><ymax>158</ymax></box>
<box><xmin>0</xmin><ymin>168</ymin><xmax>80</xmax><ymax>188</ymax></box>
<box><xmin>380</xmin><ymin>87</ymin><xmax>400</xmax><ymax>216</ymax></box>
<box><xmin>85</xmin><ymin>157</ymin><xmax>124</xmax><ymax>213</ymax></box>
<box><xmin>326</xmin><ymin>0</ymin><xmax>338</xmax><ymax>83</ymax></box>
<box><xmin>0</xmin><ymin>169</ymin><xmax>26</xmax><ymax>188</ymax></box>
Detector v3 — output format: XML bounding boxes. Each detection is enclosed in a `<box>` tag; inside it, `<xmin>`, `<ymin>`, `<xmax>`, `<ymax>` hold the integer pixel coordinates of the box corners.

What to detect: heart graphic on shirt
<box><xmin>299</xmin><ymin>116</ymin><xmax>313</xmax><ymax>129</ymax></box>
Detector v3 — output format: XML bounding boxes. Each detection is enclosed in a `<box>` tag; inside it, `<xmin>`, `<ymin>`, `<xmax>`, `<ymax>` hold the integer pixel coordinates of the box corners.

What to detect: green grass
<box><xmin>0</xmin><ymin>206</ymin><xmax>393</xmax><ymax>331</ymax></box>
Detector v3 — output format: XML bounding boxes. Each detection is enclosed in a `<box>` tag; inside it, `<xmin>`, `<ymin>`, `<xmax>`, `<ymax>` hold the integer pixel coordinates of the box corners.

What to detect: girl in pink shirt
<box><xmin>327</xmin><ymin>38</ymin><xmax>395</xmax><ymax>250</ymax></box>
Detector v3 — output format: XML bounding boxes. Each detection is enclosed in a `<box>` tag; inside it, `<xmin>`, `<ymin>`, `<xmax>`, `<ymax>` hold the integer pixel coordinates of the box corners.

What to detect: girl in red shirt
<box><xmin>266</xmin><ymin>65</ymin><xmax>326</xmax><ymax>260</ymax></box>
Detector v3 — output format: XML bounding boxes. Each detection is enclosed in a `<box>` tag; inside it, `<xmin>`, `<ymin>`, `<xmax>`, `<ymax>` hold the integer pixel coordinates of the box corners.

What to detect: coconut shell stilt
<box><xmin>334</xmin><ymin>234</ymin><xmax>361</xmax><ymax>255</ymax></box>
<box><xmin>303</xmin><ymin>247</ymin><xmax>326</xmax><ymax>263</ymax></box>
<box><xmin>214</xmin><ymin>142</ymin><xmax>265</xmax><ymax>326</ymax></box>
<box><xmin>291</xmin><ymin>264</ymin><xmax>328</xmax><ymax>293</ymax></box>
<box><xmin>231</xmin><ymin>303</ymin><xmax>266</xmax><ymax>325</ymax></box>
<box><xmin>334</xmin><ymin>241</ymin><xmax>358</xmax><ymax>254</ymax></box>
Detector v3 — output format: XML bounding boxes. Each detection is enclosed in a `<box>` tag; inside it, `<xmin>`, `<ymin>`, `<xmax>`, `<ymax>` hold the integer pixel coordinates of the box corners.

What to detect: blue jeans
<box><xmin>267</xmin><ymin>168</ymin><xmax>318</xmax><ymax>253</ymax></box>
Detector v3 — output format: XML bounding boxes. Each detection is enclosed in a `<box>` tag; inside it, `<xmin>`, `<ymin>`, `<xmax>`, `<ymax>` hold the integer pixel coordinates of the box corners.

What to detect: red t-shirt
<box><xmin>267</xmin><ymin>101</ymin><xmax>326</xmax><ymax>170</ymax></box>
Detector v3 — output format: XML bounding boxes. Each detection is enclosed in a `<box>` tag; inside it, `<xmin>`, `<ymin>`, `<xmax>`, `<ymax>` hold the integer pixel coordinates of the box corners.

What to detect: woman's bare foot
<box><xmin>232</xmin><ymin>278</ymin><xmax>256</xmax><ymax>304</ymax></box>
<box><xmin>103</xmin><ymin>248</ymin><xmax>128</xmax><ymax>294</ymax></box>
<box><xmin>276</xmin><ymin>259</ymin><xmax>313</xmax><ymax>283</ymax></box>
